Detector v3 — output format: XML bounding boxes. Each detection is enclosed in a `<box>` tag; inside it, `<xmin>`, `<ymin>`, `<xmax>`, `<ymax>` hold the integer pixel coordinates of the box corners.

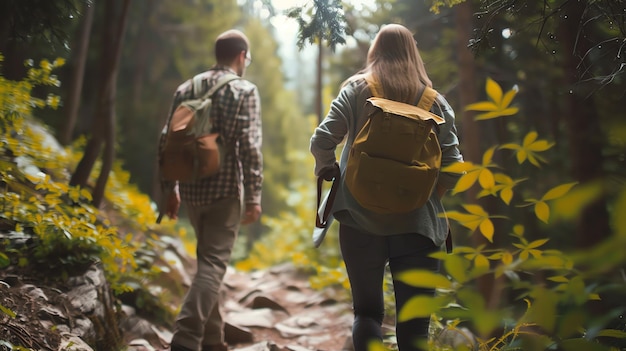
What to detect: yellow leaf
<box><xmin>547</xmin><ymin>276</ymin><xmax>569</xmax><ymax>283</ymax></box>
<box><xmin>500</xmin><ymin>188</ymin><xmax>513</xmax><ymax>205</ymax></box>
<box><xmin>527</xmin><ymin>153</ymin><xmax>542</xmax><ymax>168</ymax></box>
<box><xmin>535</xmin><ymin>201</ymin><xmax>550</xmax><ymax>223</ymax></box>
<box><xmin>442</xmin><ymin>161</ymin><xmax>474</xmax><ymax>173</ymax></box>
<box><xmin>501</xmin><ymin>251</ymin><xmax>513</xmax><ymax>265</ymax></box>
<box><xmin>494</xmin><ymin>173</ymin><xmax>513</xmax><ymax>184</ymax></box>
<box><xmin>516</xmin><ymin>149</ymin><xmax>527</xmax><ymax>164</ymax></box>
<box><xmin>463</xmin><ymin>219</ymin><xmax>483</xmax><ymax>231</ymax></box>
<box><xmin>500</xmin><ymin>143</ymin><xmax>520</xmax><ymax>150</ymax></box>
<box><xmin>475</xmin><ymin>111</ymin><xmax>506</xmax><ymax>120</ymax></box>
<box><xmin>463</xmin><ymin>204</ymin><xmax>487</xmax><ymax>216</ymax></box>
<box><xmin>501</xmin><ymin>88</ymin><xmax>518</xmax><ymax>108</ymax></box>
<box><xmin>478</xmin><ymin>169</ymin><xmax>495</xmax><ymax>189</ymax></box>
<box><xmin>465</xmin><ymin>101</ymin><xmax>498</xmax><ymax>112</ymax></box>
<box><xmin>588</xmin><ymin>293</ymin><xmax>601</xmax><ymax>301</ymax></box>
<box><xmin>485</xmin><ymin>77</ymin><xmax>503</xmax><ymax>104</ymax></box>
<box><xmin>527</xmin><ymin>140</ymin><xmax>554</xmax><ymax>152</ymax></box>
<box><xmin>446</xmin><ymin>210</ymin><xmax>478</xmax><ymax>222</ymax></box>
<box><xmin>482</xmin><ymin>147</ymin><xmax>495</xmax><ymax>165</ymax></box>
<box><xmin>527</xmin><ymin>238</ymin><xmax>549</xmax><ymax>249</ymax></box>
<box><xmin>499</xmin><ymin>107</ymin><xmax>519</xmax><ymax>116</ymax></box>
<box><xmin>542</xmin><ymin>182</ymin><xmax>577</xmax><ymax>201</ymax></box>
<box><xmin>479</xmin><ymin>219</ymin><xmax>494</xmax><ymax>242</ymax></box>
<box><xmin>453</xmin><ymin>171</ymin><xmax>479</xmax><ymax>194</ymax></box>
<box><xmin>523</xmin><ymin>131</ymin><xmax>538</xmax><ymax>145</ymax></box>
<box><xmin>474</xmin><ymin>254</ymin><xmax>490</xmax><ymax>269</ymax></box>
<box><xmin>366</xmin><ymin>341</ymin><xmax>388</xmax><ymax>351</ymax></box>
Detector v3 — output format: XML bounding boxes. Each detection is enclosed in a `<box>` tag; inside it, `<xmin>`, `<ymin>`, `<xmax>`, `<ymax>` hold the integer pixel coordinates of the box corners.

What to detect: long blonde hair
<box><xmin>349</xmin><ymin>24</ymin><xmax>432</xmax><ymax>104</ymax></box>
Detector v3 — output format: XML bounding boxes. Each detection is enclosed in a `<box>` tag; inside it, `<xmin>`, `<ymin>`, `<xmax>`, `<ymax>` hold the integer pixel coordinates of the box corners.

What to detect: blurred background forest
<box><xmin>1</xmin><ymin>0</ymin><xmax>625</xmax><ymax>251</ymax></box>
<box><xmin>1</xmin><ymin>0</ymin><xmax>626</xmax><ymax>349</ymax></box>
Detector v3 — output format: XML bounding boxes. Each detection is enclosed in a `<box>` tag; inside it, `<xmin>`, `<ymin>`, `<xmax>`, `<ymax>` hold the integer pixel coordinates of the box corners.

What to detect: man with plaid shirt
<box><xmin>160</xmin><ymin>29</ymin><xmax>263</xmax><ymax>351</ymax></box>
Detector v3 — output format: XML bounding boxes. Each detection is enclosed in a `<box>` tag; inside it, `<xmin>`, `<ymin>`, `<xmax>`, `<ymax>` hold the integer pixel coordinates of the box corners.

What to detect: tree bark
<box><xmin>455</xmin><ymin>0</ymin><xmax>503</xmax><ymax>316</ymax></box>
<box><xmin>70</xmin><ymin>0</ymin><xmax>131</xmax><ymax>209</ymax></box>
<box><xmin>60</xmin><ymin>1</ymin><xmax>95</xmax><ymax>146</ymax></box>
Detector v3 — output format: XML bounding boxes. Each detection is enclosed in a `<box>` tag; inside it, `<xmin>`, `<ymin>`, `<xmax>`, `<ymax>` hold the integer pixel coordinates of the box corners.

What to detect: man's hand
<box><xmin>166</xmin><ymin>188</ymin><xmax>181</xmax><ymax>220</ymax></box>
<box><xmin>319</xmin><ymin>162</ymin><xmax>340</xmax><ymax>181</ymax></box>
<box><xmin>242</xmin><ymin>203</ymin><xmax>261</xmax><ymax>224</ymax></box>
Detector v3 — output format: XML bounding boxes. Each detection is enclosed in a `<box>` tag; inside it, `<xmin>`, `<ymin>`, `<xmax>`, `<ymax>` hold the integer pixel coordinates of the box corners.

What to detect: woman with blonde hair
<box><xmin>310</xmin><ymin>24</ymin><xmax>464</xmax><ymax>350</ymax></box>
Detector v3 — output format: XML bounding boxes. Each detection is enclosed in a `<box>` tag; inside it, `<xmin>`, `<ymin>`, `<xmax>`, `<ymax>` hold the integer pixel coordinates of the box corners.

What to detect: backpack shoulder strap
<box><xmin>417</xmin><ymin>87</ymin><xmax>438</xmax><ymax>111</ymax></box>
<box><xmin>192</xmin><ymin>74</ymin><xmax>204</xmax><ymax>98</ymax></box>
<box><xmin>201</xmin><ymin>73</ymin><xmax>240</xmax><ymax>100</ymax></box>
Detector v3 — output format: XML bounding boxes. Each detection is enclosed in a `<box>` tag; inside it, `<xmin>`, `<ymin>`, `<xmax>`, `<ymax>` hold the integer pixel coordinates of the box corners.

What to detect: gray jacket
<box><xmin>310</xmin><ymin>78</ymin><xmax>464</xmax><ymax>247</ymax></box>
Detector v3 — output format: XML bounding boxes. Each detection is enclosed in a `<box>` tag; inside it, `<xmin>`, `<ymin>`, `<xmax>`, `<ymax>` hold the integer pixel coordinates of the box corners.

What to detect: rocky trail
<box><xmin>127</xmin><ymin>262</ymin><xmax>358</xmax><ymax>351</ymax></box>
<box><xmin>0</xmin><ymin>240</ymin><xmax>368</xmax><ymax>351</ymax></box>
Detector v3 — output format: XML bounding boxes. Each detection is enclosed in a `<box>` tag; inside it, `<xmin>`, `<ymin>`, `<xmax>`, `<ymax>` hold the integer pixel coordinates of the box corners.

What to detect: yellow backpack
<box><xmin>345</xmin><ymin>81</ymin><xmax>445</xmax><ymax>214</ymax></box>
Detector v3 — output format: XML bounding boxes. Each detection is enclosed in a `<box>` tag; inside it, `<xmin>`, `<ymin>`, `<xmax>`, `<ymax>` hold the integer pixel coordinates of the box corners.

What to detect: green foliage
<box><xmin>0</xmin><ymin>55</ymin><xmax>172</xmax><ymax>303</ymax></box>
<box><xmin>396</xmin><ymin>78</ymin><xmax>626</xmax><ymax>350</ymax></box>
<box><xmin>286</xmin><ymin>0</ymin><xmax>347</xmax><ymax>50</ymax></box>
<box><xmin>425</xmin><ymin>0</ymin><xmax>467</xmax><ymax>14</ymax></box>
<box><xmin>0</xmin><ymin>0</ymin><xmax>85</xmax><ymax>47</ymax></box>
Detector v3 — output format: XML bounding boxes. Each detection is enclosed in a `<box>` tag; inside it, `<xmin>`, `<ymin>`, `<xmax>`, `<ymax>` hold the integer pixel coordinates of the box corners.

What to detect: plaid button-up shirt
<box><xmin>160</xmin><ymin>66</ymin><xmax>263</xmax><ymax>206</ymax></box>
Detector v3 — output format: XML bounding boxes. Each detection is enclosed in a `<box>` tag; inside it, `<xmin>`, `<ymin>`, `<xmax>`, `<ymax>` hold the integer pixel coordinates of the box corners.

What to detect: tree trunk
<box><xmin>558</xmin><ymin>1</ymin><xmax>610</xmax><ymax>248</ymax></box>
<box><xmin>70</xmin><ymin>0</ymin><xmax>131</xmax><ymax>208</ymax></box>
<box><xmin>91</xmin><ymin>0</ymin><xmax>131</xmax><ymax>207</ymax></box>
<box><xmin>60</xmin><ymin>1</ymin><xmax>95</xmax><ymax>146</ymax></box>
<box><xmin>455</xmin><ymin>0</ymin><xmax>503</xmax><ymax>316</ymax></box>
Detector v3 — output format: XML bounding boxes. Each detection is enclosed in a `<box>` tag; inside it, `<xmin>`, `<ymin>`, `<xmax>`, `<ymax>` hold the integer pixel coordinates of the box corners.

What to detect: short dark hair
<box><xmin>215</xmin><ymin>30</ymin><xmax>249</xmax><ymax>64</ymax></box>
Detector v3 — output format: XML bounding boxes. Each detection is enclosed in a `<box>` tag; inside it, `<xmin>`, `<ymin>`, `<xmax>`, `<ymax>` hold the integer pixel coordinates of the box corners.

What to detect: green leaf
<box><xmin>366</xmin><ymin>340</ymin><xmax>388</xmax><ymax>351</ymax></box>
<box><xmin>526</xmin><ymin>289</ymin><xmax>558</xmax><ymax>332</ymax></box>
<box><xmin>0</xmin><ymin>304</ymin><xmax>16</xmax><ymax>318</ymax></box>
<box><xmin>444</xmin><ymin>254</ymin><xmax>470</xmax><ymax>283</ymax></box>
<box><xmin>614</xmin><ymin>187</ymin><xmax>626</xmax><ymax>238</ymax></box>
<box><xmin>596</xmin><ymin>329</ymin><xmax>626</xmax><ymax>339</ymax></box>
<box><xmin>0</xmin><ymin>253</ymin><xmax>9</xmax><ymax>268</ymax></box>
<box><xmin>396</xmin><ymin>270</ymin><xmax>452</xmax><ymax>289</ymax></box>
<box><xmin>553</xmin><ymin>181</ymin><xmax>603</xmax><ymax>221</ymax></box>
<box><xmin>397</xmin><ymin>295</ymin><xmax>443</xmax><ymax>321</ymax></box>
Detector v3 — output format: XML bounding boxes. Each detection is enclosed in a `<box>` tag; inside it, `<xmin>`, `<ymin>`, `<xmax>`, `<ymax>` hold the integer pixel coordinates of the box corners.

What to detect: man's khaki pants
<box><xmin>171</xmin><ymin>197</ymin><xmax>242</xmax><ymax>351</ymax></box>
